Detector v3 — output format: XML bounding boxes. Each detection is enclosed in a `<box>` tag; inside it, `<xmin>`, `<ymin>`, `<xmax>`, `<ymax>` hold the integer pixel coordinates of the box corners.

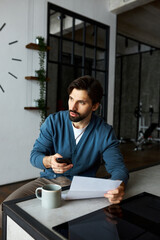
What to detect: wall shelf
<box><xmin>24</xmin><ymin>107</ymin><xmax>49</xmax><ymax>110</ymax></box>
<box><xmin>25</xmin><ymin>76</ymin><xmax>50</xmax><ymax>81</ymax></box>
<box><xmin>24</xmin><ymin>107</ymin><xmax>40</xmax><ymax>110</ymax></box>
<box><xmin>26</xmin><ymin>43</ymin><xmax>51</xmax><ymax>51</ymax></box>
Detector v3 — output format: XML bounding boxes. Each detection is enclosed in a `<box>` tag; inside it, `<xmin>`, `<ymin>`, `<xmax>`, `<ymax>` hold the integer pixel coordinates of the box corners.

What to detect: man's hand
<box><xmin>43</xmin><ymin>153</ymin><xmax>73</xmax><ymax>174</ymax></box>
<box><xmin>104</xmin><ymin>182</ymin><xmax>125</xmax><ymax>204</ymax></box>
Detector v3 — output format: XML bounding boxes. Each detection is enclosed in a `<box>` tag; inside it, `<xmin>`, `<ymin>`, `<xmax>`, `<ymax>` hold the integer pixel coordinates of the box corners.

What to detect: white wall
<box><xmin>0</xmin><ymin>0</ymin><xmax>116</xmax><ymax>185</ymax></box>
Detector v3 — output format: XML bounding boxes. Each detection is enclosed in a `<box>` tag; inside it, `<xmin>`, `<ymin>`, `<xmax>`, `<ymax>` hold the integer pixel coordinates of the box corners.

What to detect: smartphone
<box><xmin>56</xmin><ymin>158</ymin><xmax>72</xmax><ymax>165</ymax></box>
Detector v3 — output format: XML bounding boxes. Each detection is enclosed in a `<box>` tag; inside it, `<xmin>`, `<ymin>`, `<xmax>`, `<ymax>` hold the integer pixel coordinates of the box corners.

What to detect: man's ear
<box><xmin>92</xmin><ymin>102</ymin><xmax>100</xmax><ymax>112</ymax></box>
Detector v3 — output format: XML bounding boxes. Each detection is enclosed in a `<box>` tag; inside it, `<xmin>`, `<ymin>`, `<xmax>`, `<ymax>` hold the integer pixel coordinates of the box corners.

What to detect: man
<box><xmin>0</xmin><ymin>75</ymin><xmax>129</xmax><ymax>228</ymax></box>
<box><xmin>30</xmin><ymin>75</ymin><xmax>129</xmax><ymax>203</ymax></box>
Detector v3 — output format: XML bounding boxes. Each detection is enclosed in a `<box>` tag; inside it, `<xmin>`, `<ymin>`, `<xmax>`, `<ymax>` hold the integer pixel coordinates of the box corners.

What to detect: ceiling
<box><xmin>117</xmin><ymin>0</ymin><xmax>160</xmax><ymax>49</ymax></box>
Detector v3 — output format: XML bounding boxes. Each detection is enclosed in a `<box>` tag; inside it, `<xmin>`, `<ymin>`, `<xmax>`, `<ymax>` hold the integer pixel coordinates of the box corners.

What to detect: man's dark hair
<box><xmin>67</xmin><ymin>75</ymin><xmax>103</xmax><ymax>105</ymax></box>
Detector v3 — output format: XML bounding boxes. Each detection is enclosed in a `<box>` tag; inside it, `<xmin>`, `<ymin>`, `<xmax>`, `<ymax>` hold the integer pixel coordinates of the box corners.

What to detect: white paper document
<box><xmin>62</xmin><ymin>176</ymin><xmax>122</xmax><ymax>200</ymax></box>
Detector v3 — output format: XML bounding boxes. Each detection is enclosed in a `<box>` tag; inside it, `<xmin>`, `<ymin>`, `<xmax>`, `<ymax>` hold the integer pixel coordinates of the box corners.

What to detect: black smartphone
<box><xmin>56</xmin><ymin>158</ymin><xmax>72</xmax><ymax>165</ymax></box>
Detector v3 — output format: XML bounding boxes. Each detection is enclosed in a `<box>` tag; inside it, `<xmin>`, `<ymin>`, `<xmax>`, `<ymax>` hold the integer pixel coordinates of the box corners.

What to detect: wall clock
<box><xmin>0</xmin><ymin>22</ymin><xmax>22</xmax><ymax>93</ymax></box>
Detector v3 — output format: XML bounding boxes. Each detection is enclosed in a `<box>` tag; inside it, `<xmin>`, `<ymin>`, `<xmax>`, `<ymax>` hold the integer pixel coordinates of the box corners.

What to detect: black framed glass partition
<box><xmin>114</xmin><ymin>34</ymin><xmax>160</xmax><ymax>141</ymax></box>
<box><xmin>47</xmin><ymin>3</ymin><xmax>110</xmax><ymax>121</ymax></box>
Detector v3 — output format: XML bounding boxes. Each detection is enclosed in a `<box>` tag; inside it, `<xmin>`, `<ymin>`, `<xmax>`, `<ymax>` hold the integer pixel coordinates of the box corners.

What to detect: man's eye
<box><xmin>80</xmin><ymin>101</ymin><xmax>85</xmax><ymax>105</ymax></box>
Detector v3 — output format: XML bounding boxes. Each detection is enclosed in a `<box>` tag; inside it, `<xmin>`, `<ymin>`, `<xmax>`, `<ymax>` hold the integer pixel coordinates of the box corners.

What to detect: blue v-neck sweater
<box><xmin>30</xmin><ymin>111</ymin><xmax>129</xmax><ymax>184</ymax></box>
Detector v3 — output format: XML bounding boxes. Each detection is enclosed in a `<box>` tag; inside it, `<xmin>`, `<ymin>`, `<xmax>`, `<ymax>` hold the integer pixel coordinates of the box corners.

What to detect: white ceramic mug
<box><xmin>35</xmin><ymin>184</ymin><xmax>62</xmax><ymax>209</ymax></box>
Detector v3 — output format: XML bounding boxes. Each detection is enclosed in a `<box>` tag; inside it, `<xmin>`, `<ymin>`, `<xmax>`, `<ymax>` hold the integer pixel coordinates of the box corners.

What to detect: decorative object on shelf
<box><xmin>35</xmin><ymin>36</ymin><xmax>47</xmax><ymax>51</ymax></box>
<box><xmin>34</xmin><ymin>36</ymin><xmax>47</xmax><ymax>125</ymax></box>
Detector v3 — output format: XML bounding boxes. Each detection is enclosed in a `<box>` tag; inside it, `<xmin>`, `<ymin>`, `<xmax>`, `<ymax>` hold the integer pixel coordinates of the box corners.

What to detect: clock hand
<box><xmin>12</xmin><ymin>58</ymin><xmax>22</xmax><ymax>62</ymax></box>
<box><xmin>9</xmin><ymin>40</ymin><xmax>18</xmax><ymax>45</ymax></box>
<box><xmin>8</xmin><ymin>72</ymin><xmax>18</xmax><ymax>79</ymax></box>
<box><xmin>0</xmin><ymin>23</ymin><xmax>6</xmax><ymax>31</ymax></box>
<box><xmin>0</xmin><ymin>85</ymin><xmax>5</xmax><ymax>93</ymax></box>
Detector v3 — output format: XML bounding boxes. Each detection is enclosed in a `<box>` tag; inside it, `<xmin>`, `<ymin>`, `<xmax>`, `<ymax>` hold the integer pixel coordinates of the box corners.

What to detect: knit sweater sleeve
<box><xmin>30</xmin><ymin>115</ymin><xmax>54</xmax><ymax>169</ymax></box>
<box><xmin>102</xmin><ymin>127</ymin><xmax>129</xmax><ymax>185</ymax></box>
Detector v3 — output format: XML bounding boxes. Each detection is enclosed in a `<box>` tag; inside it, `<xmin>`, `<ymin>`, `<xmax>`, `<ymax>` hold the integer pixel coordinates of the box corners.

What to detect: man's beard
<box><xmin>69</xmin><ymin>110</ymin><xmax>88</xmax><ymax>122</ymax></box>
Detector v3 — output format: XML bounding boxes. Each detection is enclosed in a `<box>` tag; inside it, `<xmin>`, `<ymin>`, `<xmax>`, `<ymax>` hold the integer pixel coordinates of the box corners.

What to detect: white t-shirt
<box><xmin>72</xmin><ymin>124</ymin><xmax>88</xmax><ymax>144</ymax></box>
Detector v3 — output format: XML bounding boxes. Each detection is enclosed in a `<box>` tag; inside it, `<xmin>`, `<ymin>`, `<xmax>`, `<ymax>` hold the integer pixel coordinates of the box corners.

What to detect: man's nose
<box><xmin>71</xmin><ymin>102</ymin><xmax>77</xmax><ymax>111</ymax></box>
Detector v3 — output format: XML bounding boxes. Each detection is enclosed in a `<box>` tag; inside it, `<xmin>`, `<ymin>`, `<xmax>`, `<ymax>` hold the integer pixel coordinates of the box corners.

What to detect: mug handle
<box><xmin>35</xmin><ymin>187</ymin><xmax>42</xmax><ymax>200</ymax></box>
